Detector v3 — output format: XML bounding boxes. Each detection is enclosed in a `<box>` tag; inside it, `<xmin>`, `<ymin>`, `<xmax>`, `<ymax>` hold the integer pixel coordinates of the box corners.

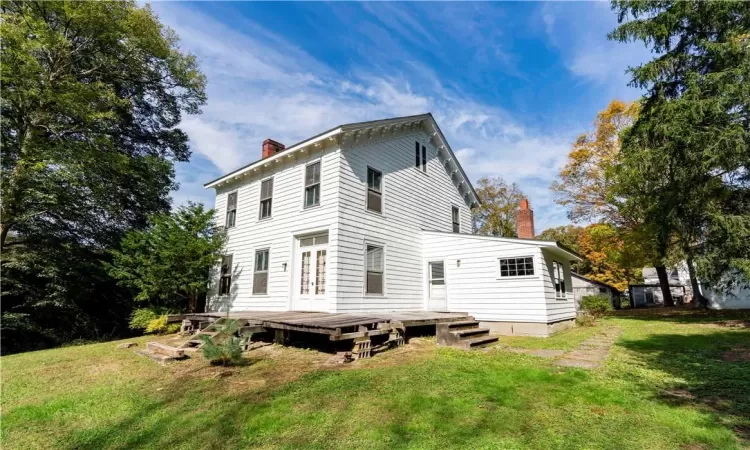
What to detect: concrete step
<box><xmin>452</xmin><ymin>328</ymin><xmax>490</xmax><ymax>339</ymax></box>
<box><xmin>134</xmin><ymin>349</ymin><xmax>179</xmax><ymax>365</ymax></box>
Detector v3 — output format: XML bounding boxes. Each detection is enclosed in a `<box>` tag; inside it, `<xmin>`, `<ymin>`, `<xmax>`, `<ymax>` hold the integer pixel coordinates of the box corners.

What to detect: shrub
<box><xmin>575</xmin><ymin>314</ymin><xmax>597</xmax><ymax>327</ymax></box>
<box><xmin>580</xmin><ymin>295</ymin><xmax>613</xmax><ymax>318</ymax></box>
<box><xmin>200</xmin><ymin>319</ymin><xmax>244</xmax><ymax>366</ymax></box>
<box><xmin>129</xmin><ymin>308</ymin><xmax>179</xmax><ymax>334</ymax></box>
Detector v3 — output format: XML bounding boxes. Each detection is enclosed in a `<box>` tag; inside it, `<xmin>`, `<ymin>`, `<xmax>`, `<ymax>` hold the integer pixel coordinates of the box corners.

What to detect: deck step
<box><xmin>464</xmin><ymin>335</ymin><xmax>499</xmax><ymax>349</ymax></box>
<box><xmin>451</xmin><ymin>328</ymin><xmax>490</xmax><ymax>339</ymax></box>
<box><xmin>444</xmin><ymin>320</ymin><xmax>480</xmax><ymax>330</ymax></box>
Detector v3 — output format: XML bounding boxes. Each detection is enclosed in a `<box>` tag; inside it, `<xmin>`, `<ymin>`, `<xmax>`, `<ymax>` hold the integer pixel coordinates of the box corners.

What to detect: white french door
<box><xmin>293</xmin><ymin>234</ymin><xmax>328</xmax><ymax>311</ymax></box>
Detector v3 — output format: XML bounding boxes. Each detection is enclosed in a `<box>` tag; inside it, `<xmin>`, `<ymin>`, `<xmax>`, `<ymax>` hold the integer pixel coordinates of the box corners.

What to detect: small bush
<box><xmin>129</xmin><ymin>308</ymin><xmax>178</xmax><ymax>334</ymax></box>
<box><xmin>201</xmin><ymin>319</ymin><xmax>244</xmax><ymax>366</ymax></box>
<box><xmin>580</xmin><ymin>295</ymin><xmax>613</xmax><ymax>318</ymax></box>
<box><xmin>576</xmin><ymin>314</ymin><xmax>597</xmax><ymax>327</ymax></box>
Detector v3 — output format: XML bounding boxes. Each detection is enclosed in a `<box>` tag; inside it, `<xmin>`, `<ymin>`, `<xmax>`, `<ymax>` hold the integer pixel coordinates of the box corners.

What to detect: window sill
<box><xmin>364</xmin><ymin>294</ymin><xmax>386</xmax><ymax>298</ymax></box>
<box><xmin>258</xmin><ymin>216</ymin><xmax>273</xmax><ymax>222</ymax></box>
<box><xmin>303</xmin><ymin>203</ymin><xmax>321</xmax><ymax>211</ymax></box>
<box><xmin>252</xmin><ymin>294</ymin><xmax>269</xmax><ymax>297</ymax></box>
<box><xmin>555</xmin><ymin>297</ymin><xmax>568</xmax><ymax>301</ymax></box>
<box><xmin>365</xmin><ymin>208</ymin><xmax>384</xmax><ymax>217</ymax></box>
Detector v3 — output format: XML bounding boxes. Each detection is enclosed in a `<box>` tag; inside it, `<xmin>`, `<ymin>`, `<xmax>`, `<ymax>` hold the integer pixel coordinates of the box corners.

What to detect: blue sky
<box><xmin>153</xmin><ymin>1</ymin><xmax>651</xmax><ymax>231</ymax></box>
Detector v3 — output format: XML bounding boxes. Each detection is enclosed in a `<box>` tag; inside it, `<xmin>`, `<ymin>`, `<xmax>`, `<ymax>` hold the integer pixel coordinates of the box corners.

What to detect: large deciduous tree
<box><xmin>551</xmin><ymin>100</ymin><xmax>639</xmax><ymax>226</ymax></box>
<box><xmin>108</xmin><ymin>203</ymin><xmax>226</xmax><ymax>313</ymax></box>
<box><xmin>610</xmin><ymin>1</ymin><xmax>750</xmax><ymax>306</ymax></box>
<box><xmin>472</xmin><ymin>177</ymin><xmax>526</xmax><ymax>237</ymax></box>
<box><xmin>0</xmin><ymin>1</ymin><xmax>206</xmax><ymax>353</ymax></box>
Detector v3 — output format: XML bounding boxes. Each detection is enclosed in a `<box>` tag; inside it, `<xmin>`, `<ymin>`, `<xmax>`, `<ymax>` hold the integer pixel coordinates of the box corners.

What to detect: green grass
<box><xmin>2</xmin><ymin>310</ymin><xmax>749</xmax><ymax>449</ymax></box>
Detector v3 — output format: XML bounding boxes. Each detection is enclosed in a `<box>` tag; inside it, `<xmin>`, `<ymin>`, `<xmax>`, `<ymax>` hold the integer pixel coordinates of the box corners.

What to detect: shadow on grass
<box><xmin>618</xmin><ymin>329</ymin><xmax>750</xmax><ymax>442</ymax></box>
<box><xmin>611</xmin><ymin>306</ymin><xmax>750</xmax><ymax>325</ymax></box>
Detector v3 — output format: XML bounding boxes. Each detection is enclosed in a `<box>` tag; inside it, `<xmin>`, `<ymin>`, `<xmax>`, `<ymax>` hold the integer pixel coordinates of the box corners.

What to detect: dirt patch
<box><xmin>709</xmin><ymin>320</ymin><xmax>750</xmax><ymax>329</ymax></box>
<box><xmin>721</xmin><ymin>346</ymin><xmax>750</xmax><ymax>362</ymax></box>
<box><xmin>659</xmin><ymin>389</ymin><xmax>695</xmax><ymax>402</ymax></box>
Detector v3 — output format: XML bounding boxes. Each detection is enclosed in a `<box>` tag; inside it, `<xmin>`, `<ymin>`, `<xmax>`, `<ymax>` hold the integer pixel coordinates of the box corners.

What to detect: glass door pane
<box><xmin>300</xmin><ymin>251</ymin><xmax>311</xmax><ymax>295</ymax></box>
<box><xmin>315</xmin><ymin>250</ymin><xmax>326</xmax><ymax>295</ymax></box>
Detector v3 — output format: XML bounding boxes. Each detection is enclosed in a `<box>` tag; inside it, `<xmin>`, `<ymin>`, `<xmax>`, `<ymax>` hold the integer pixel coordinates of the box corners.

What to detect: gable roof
<box><xmin>203</xmin><ymin>113</ymin><xmax>480</xmax><ymax>207</ymax></box>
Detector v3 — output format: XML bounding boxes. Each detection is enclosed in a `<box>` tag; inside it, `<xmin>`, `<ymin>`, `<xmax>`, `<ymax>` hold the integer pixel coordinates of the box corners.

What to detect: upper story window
<box><xmin>452</xmin><ymin>206</ymin><xmax>460</xmax><ymax>233</ymax></box>
<box><xmin>415</xmin><ymin>141</ymin><xmax>427</xmax><ymax>173</ymax></box>
<box><xmin>225</xmin><ymin>192</ymin><xmax>237</xmax><ymax>228</ymax></box>
<box><xmin>499</xmin><ymin>256</ymin><xmax>534</xmax><ymax>277</ymax></box>
<box><xmin>253</xmin><ymin>249</ymin><xmax>269</xmax><ymax>295</ymax></box>
<box><xmin>304</xmin><ymin>162</ymin><xmax>321</xmax><ymax>208</ymax></box>
<box><xmin>259</xmin><ymin>178</ymin><xmax>273</xmax><ymax>219</ymax></box>
<box><xmin>553</xmin><ymin>261</ymin><xmax>566</xmax><ymax>299</ymax></box>
<box><xmin>219</xmin><ymin>254</ymin><xmax>233</xmax><ymax>295</ymax></box>
<box><xmin>367</xmin><ymin>167</ymin><xmax>382</xmax><ymax>213</ymax></box>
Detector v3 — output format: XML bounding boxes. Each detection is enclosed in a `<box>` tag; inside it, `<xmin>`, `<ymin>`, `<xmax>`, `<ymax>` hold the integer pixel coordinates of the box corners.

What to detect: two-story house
<box><xmin>204</xmin><ymin>113</ymin><xmax>580</xmax><ymax>336</ymax></box>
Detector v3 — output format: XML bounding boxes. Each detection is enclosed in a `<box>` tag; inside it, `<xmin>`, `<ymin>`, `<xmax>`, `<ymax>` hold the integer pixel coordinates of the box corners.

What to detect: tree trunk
<box><xmin>0</xmin><ymin>222</ymin><xmax>9</xmax><ymax>249</ymax></box>
<box><xmin>655</xmin><ymin>265</ymin><xmax>675</xmax><ymax>307</ymax></box>
<box><xmin>685</xmin><ymin>253</ymin><xmax>709</xmax><ymax>309</ymax></box>
<box><xmin>187</xmin><ymin>294</ymin><xmax>197</xmax><ymax>313</ymax></box>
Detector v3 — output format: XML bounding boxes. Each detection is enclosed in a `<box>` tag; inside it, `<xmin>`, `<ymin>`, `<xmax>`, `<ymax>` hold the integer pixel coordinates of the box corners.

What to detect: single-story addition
<box><xmin>570</xmin><ymin>272</ymin><xmax>621</xmax><ymax>309</ymax></box>
<box><xmin>205</xmin><ymin>113</ymin><xmax>582</xmax><ymax>337</ymax></box>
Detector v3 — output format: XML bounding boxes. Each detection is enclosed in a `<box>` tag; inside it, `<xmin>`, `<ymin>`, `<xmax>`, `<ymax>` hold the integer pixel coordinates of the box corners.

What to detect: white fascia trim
<box><xmin>204</xmin><ymin>127</ymin><xmax>342</xmax><ymax>189</ymax></box>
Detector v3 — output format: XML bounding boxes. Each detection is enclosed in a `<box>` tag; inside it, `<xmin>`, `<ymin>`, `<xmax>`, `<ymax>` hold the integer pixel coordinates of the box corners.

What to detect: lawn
<box><xmin>2</xmin><ymin>310</ymin><xmax>749</xmax><ymax>449</ymax></box>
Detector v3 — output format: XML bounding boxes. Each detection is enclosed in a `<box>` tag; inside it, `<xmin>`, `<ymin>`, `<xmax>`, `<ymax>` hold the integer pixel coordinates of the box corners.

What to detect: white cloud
<box><xmin>156</xmin><ymin>3</ymin><xmax>581</xmax><ymax>231</ymax></box>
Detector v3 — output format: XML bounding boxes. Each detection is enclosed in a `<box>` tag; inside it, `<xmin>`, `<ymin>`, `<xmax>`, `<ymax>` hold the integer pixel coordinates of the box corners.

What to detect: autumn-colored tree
<box><xmin>537</xmin><ymin>224</ymin><xmax>644</xmax><ymax>291</ymax></box>
<box><xmin>551</xmin><ymin>100</ymin><xmax>639</xmax><ymax>226</ymax></box>
<box><xmin>472</xmin><ymin>177</ymin><xmax>525</xmax><ymax>237</ymax></box>
<box><xmin>576</xmin><ymin>224</ymin><xmax>642</xmax><ymax>292</ymax></box>
<box><xmin>551</xmin><ymin>99</ymin><xmax>675</xmax><ymax>305</ymax></box>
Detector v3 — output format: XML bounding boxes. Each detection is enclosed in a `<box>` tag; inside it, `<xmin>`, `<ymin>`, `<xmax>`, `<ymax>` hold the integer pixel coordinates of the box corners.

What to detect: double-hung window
<box><xmin>365</xmin><ymin>244</ymin><xmax>384</xmax><ymax>294</ymax></box>
<box><xmin>253</xmin><ymin>249</ymin><xmax>269</xmax><ymax>295</ymax></box>
<box><xmin>304</xmin><ymin>162</ymin><xmax>321</xmax><ymax>208</ymax></box>
<box><xmin>553</xmin><ymin>261</ymin><xmax>566</xmax><ymax>299</ymax></box>
<box><xmin>219</xmin><ymin>255</ymin><xmax>233</xmax><ymax>295</ymax></box>
<box><xmin>415</xmin><ymin>141</ymin><xmax>427</xmax><ymax>173</ymax></box>
<box><xmin>452</xmin><ymin>206</ymin><xmax>460</xmax><ymax>233</ymax></box>
<box><xmin>499</xmin><ymin>256</ymin><xmax>535</xmax><ymax>277</ymax></box>
<box><xmin>259</xmin><ymin>178</ymin><xmax>273</xmax><ymax>219</ymax></box>
<box><xmin>225</xmin><ymin>192</ymin><xmax>237</xmax><ymax>228</ymax></box>
<box><xmin>367</xmin><ymin>167</ymin><xmax>382</xmax><ymax>213</ymax></box>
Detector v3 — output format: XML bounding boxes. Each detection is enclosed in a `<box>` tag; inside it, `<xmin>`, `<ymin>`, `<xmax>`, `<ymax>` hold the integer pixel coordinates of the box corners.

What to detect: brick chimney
<box><xmin>262</xmin><ymin>139</ymin><xmax>285</xmax><ymax>159</ymax></box>
<box><xmin>516</xmin><ymin>198</ymin><xmax>535</xmax><ymax>239</ymax></box>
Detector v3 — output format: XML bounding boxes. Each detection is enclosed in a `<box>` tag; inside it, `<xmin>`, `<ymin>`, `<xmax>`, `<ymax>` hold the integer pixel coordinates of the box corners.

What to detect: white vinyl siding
<box><xmin>208</xmin><ymin>147</ymin><xmax>342</xmax><ymax>312</ymax></box>
<box><xmin>335</xmin><ymin>131</ymin><xmax>472</xmax><ymax>312</ymax></box>
<box><xmin>423</xmin><ymin>231</ymin><xmax>551</xmax><ymax>323</ymax></box>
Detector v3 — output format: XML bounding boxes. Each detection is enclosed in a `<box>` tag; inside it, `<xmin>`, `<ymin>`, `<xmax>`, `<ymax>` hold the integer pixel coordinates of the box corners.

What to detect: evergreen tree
<box><xmin>610</xmin><ymin>1</ymin><xmax>750</xmax><ymax>305</ymax></box>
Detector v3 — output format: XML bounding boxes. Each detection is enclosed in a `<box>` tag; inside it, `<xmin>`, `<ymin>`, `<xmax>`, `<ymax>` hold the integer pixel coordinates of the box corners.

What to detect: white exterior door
<box><xmin>428</xmin><ymin>261</ymin><xmax>447</xmax><ymax>311</ymax></box>
<box><xmin>293</xmin><ymin>234</ymin><xmax>328</xmax><ymax>311</ymax></box>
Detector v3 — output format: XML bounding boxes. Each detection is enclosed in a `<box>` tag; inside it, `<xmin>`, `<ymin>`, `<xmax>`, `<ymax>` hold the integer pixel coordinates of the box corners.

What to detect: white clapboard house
<box><xmin>205</xmin><ymin>114</ymin><xmax>581</xmax><ymax>336</ymax></box>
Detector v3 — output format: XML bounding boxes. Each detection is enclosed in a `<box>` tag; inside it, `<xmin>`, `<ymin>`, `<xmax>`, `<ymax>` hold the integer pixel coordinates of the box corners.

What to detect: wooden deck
<box><xmin>176</xmin><ymin>310</ymin><xmax>471</xmax><ymax>341</ymax></box>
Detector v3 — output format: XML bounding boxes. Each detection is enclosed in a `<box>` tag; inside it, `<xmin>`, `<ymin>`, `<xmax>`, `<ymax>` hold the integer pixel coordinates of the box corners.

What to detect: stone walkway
<box><xmin>554</xmin><ymin>328</ymin><xmax>622</xmax><ymax>369</ymax></box>
<box><xmin>498</xmin><ymin>327</ymin><xmax>622</xmax><ymax>370</ymax></box>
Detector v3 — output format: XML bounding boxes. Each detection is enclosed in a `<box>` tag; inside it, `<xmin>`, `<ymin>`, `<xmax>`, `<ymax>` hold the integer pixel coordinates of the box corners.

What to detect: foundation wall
<box><xmin>480</xmin><ymin>319</ymin><xmax>576</xmax><ymax>337</ymax></box>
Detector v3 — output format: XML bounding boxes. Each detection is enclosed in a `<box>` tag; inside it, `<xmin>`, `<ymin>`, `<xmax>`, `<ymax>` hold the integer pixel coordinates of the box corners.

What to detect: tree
<box><xmin>108</xmin><ymin>203</ymin><xmax>226</xmax><ymax>312</ymax></box>
<box><xmin>472</xmin><ymin>177</ymin><xmax>526</xmax><ymax>237</ymax></box>
<box><xmin>610</xmin><ymin>1</ymin><xmax>750</xmax><ymax>306</ymax></box>
<box><xmin>537</xmin><ymin>224</ymin><xmax>644</xmax><ymax>291</ymax></box>
<box><xmin>0</xmin><ymin>1</ymin><xmax>206</xmax><ymax>352</ymax></box>
<box><xmin>551</xmin><ymin>100</ymin><xmax>640</xmax><ymax>226</ymax></box>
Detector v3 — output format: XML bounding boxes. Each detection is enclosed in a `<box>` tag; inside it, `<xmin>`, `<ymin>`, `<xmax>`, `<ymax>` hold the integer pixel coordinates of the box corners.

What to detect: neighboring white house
<box><xmin>204</xmin><ymin>113</ymin><xmax>581</xmax><ymax>336</ymax></box>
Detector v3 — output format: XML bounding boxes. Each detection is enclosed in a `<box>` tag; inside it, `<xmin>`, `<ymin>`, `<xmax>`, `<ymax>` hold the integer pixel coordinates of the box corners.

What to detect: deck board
<box><xmin>181</xmin><ymin>310</ymin><xmax>472</xmax><ymax>337</ymax></box>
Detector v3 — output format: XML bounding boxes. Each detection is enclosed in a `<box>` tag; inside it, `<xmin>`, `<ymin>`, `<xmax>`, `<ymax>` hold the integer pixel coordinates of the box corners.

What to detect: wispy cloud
<box><xmin>155</xmin><ymin>2</ymin><xmax>621</xmax><ymax>231</ymax></box>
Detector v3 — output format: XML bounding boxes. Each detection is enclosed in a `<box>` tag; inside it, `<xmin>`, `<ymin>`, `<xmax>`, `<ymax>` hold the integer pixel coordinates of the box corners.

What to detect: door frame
<box><xmin>292</xmin><ymin>232</ymin><xmax>329</xmax><ymax>311</ymax></box>
<box><xmin>426</xmin><ymin>259</ymin><xmax>448</xmax><ymax>312</ymax></box>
